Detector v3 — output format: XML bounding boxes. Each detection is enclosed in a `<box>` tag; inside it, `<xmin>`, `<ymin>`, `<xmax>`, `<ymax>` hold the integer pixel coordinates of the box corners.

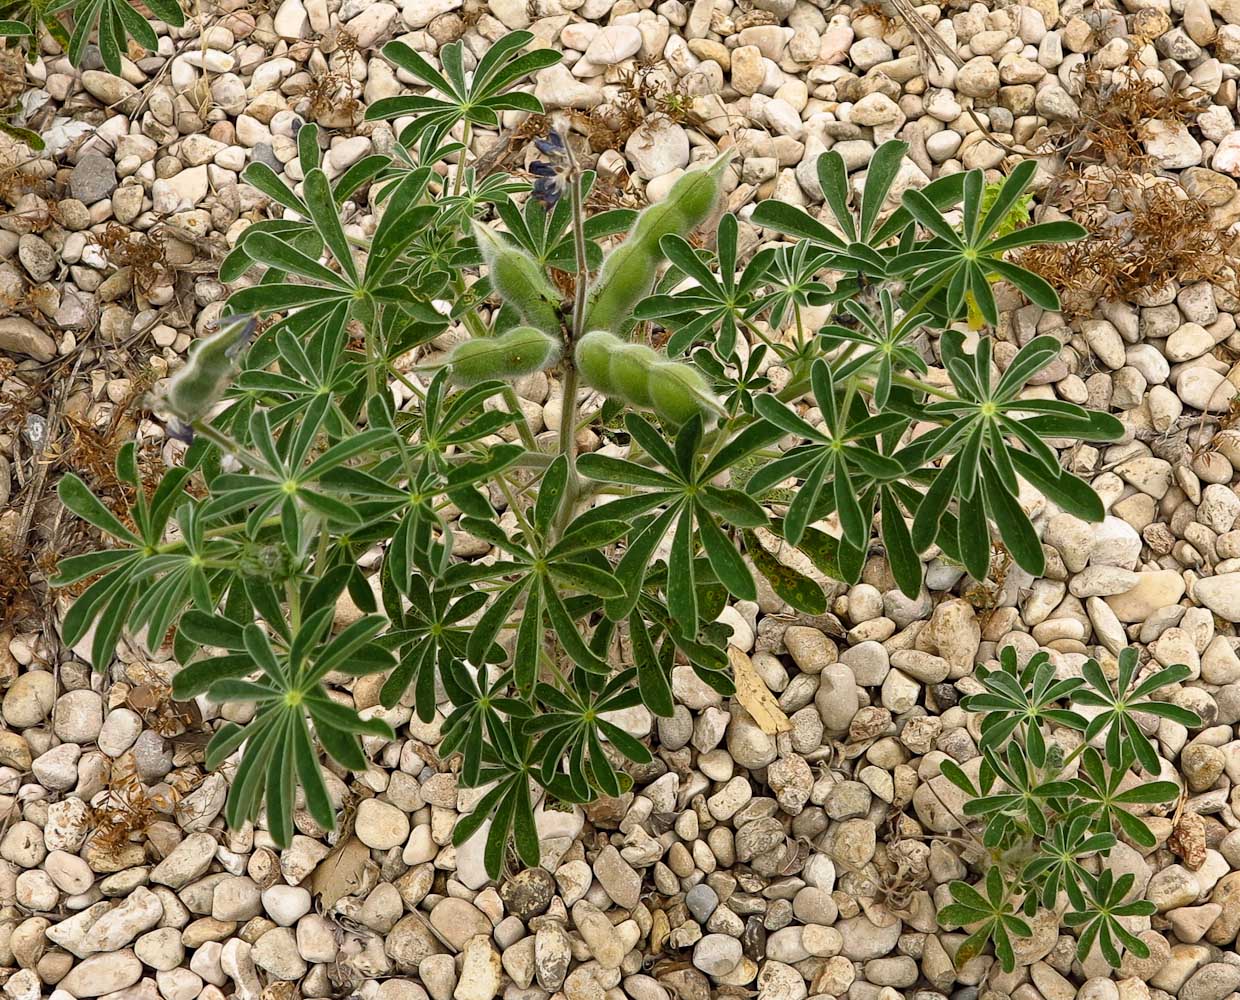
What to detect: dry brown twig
<box><xmin>123</xmin><ymin>663</ymin><xmax>203</xmax><ymax>739</ymax></box>
<box><xmin>574</xmin><ymin>59</ymin><xmax>706</xmax><ymax>153</ymax></box>
<box><xmin>89</xmin><ymin>764</ymin><xmax>177</xmax><ymax>861</ymax></box>
<box><xmin>90</xmin><ymin>224</ymin><xmax>171</xmax><ymax>297</ymax></box>
<box><xmin>1017</xmin><ymin>176</ymin><xmax>1240</xmax><ymax>319</ymax></box>
<box><xmin>1042</xmin><ymin>55</ymin><xmax>1208</xmax><ymax>173</ymax></box>
<box><xmin>299</xmin><ymin>28</ymin><xmax>362</xmax><ymax>126</ymax></box>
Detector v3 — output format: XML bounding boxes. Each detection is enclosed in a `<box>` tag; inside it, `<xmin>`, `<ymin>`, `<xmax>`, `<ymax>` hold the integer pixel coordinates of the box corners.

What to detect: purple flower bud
<box><xmin>166</xmin><ymin>419</ymin><xmax>195</xmax><ymax>445</ymax></box>
<box><xmin>534</xmin><ymin>132</ymin><xmax>566</xmax><ymax>156</ymax></box>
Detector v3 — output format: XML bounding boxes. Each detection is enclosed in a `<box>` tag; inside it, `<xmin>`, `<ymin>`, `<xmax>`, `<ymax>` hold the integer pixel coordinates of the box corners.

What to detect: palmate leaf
<box><xmin>227</xmin><ymin>155</ymin><xmax>442</xmax><ymax>375</ymax></box>
<box><xmin>440</xmin><ymin>660</ymin><xmax>532</xmax><ymax>787</ymax></box>
<box><xmin>893</xmin><ymin>330</ymin><xmax>1122</xmax><ymax>582</ymax></box>
<box><xmin>965</xmin><ymin>743</ymin><xmax>1078</xmax><ymax>838</ymax></box>
<box><xmin>891</xmin><ymin>160</ymin><xmax>1087</xmax><ymax>327</ymax></box>
<box><xmin>368</xmin><ymin>375</ymin><xmax>519</xmax><ymax>583</ymax></box>
<box><xmin>1071</xmin><ymin>744</ymin><xmax>1180</xmax><ymax>849</ymax></box>
<box><xmin>430</xmin><ymin>166</ymin><xmax>530</xmax><ymax>229</ymax></box>
<box><xmin>754</xmin><ymin>239</ymin><xmax>837</xmax><ymax>333</ymax></box>
<box><xmin>963</xmin><ymin>647</ymin><xmax>1086</xmax><ymax>766</ymax></box>
<box><xmin>46</xmin><ymin>0</ymin><xmax>184</xmax><ymax>73</ymax></box>
<box><xmin>55</xmin><ymin>461</ymin><xmax>233</xmax><ymax>670</ymax></box>
<box><xmin>1073</xmin><ymin>647</ymin><xmax>1201</xmax><ymax>773</ymax></box>
<box><xmin>234</xmin><ymin>316</ymin><xmax>366</xmax><ymax>438</ymax></box>
<box><xmin>821</xmin><ymin>289</ymin><xmax>929</xmax><ymax>409</ymax></box>
<box><xmin>451</xmin><ymin>732</ymin><xmax>554</xmax><ymax>879</ymax></box>
<box><xmin>376</xmin><ymin>572</ymin><xmax>497</xmax><ymax>719</ymax></box>
<box><xmin>176</xmin><ymin>610</ymin><xmax>395</xmax><ymax>845</ymax></box>
<box><xmin>939</xmin><ymin>868</ymin><xmax>1031</xmax><ymax>973</ymax></box>
<box><xmin>635</xmin><ymin>214</ymin><xmax>773</xmax><ymax>358</ymax></box>
<box><xmin>200</xmin><ymin>403</ymin><xmax>387</xmax><ymax>554</ymax></box>
<box><xmin>577</xmin><ymin>414</ymin><xmax>774</xmax><ymax>635</ymax></box>
<box><xmin>695</xmin><ymin>343</ymin><xmax>772</xmax><ymax>419</ymax></box>
<box><xmin>443</xmin><ymin>460</ymin><xmax>627</xmax><ymax>693</ymax></box>
<box><xmin>1022</xmin><ymin>814</ymin><xmax>1115</xmax><ymax>911</ymax></box>
<box><xmin>1065</xmin><ymin>870</ymin><xmax>1156</xmax><ymax>967</ymax></box>
<box><xmin>526</xmin><ymin>668</ymin><xmax>651</xmax><ymax>800</ymax></box>
<box><xmin>750</xmin><ymin>140</ymin><xmax>969</xmax><ymax>271</ymax></box>
<box><xmin>367</xmin><ymin>32</ymin><xmax>561</xmax><ymax>152</ymax></box>
<box><xmin>747</xmin><ymin>360</ymin><xmax>906</xmax><ymax>575</ymax></box>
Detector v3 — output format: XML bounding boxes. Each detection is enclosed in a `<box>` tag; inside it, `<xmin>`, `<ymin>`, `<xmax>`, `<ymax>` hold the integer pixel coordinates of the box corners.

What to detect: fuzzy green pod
<box><xmin>632</xmin><ymin>149</ymin><xmax>735</xmax><ymax>246</ymax></box>
<box><xmin>473</xmin><ymin>221</ymin><xmax>562</xmax><ymax>336</ymax></box>
<box><xmin>162</xmin><ymin>314</ymin><xmax>256</xmax><ymax>424</ymax></box>
<box><xmin>579</xmin><ymin>239</ymin><xmax>662</xmax><ymax>335</ymax></box>
<box><xmin>648</xmin><ymin>361</ymin><xmax>714</xmax><ymax>426</ymax></box>
<box><xmin>574</xmin><ymin>330</ymin><xmax>622</xmax><ymax>393</ymax></box>
<box><xmin>575</xmin><ymin>330</ymin><xmax>718</xmax><ymax>426</ymax></box>
<box><xmin>608</xmin><ymin>342</ymin><xmax>660</xmax><ymax>407</ymax></box>
<box><xmin>582</xmin><ymin>150</ymin><xmax>734</xmax><ymax>334</ymax></box>
<box><xmin>449</xmin><ymin>326</ymin><xmax>561</xmax><ymax>385</ymax></box>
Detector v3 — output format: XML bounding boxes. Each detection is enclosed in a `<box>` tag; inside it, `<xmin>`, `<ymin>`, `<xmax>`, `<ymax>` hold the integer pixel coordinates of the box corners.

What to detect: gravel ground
<box><xmin>3</xmin><ymin>0</ymin><xmax>1240</xmax><ymax>999</ymax></box>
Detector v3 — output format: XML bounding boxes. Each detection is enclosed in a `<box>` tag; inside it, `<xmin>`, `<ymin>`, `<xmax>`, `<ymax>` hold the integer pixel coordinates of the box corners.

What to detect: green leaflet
<box><xmin>743</xmin><ymin>530</ymin><xmax>826</xmax><ymax>614</ymax></box>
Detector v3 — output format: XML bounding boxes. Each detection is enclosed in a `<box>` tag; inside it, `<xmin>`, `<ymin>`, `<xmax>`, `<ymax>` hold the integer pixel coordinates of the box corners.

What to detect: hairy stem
<box><xmin>191</xmin><ymin>419</ymin><xmax>274</xmax><ymax>476</ymax></box>
<box><xmin>893</xmin><ymin>272</ymin><xmax>953</xmax><ymax>339</ymax></box>
<box><xmin>454</xmin><ymin>120</ymin><xmax>472</xmax><ymax>199</ymax></box>
<box><xmin>287</xmin><ymin>578</ymin><xmax>302</xmax><ymax>634</ymax></box>
<box><xmin>502</xmin><ymin>385</ymin><xmax>541</xmax><ymax>452</ymax></box>
<box><xmin>455</xmin><ymin>275</ymin><xmax>489</xmax><ymax>339</ymax></box>
<box><xmin>891</xmin><ymin>373</ymin><xmax>957</xmax><ymax>400</ymax></box>
<box><xmin>553</xmin><ymin>364</ymin><xmax>580</xmax><ymax>541</ymax></box>
<box><xmin>552</xmin><ymin>146</ymin><xmax>589</xmax><ymax>541</ymax></box>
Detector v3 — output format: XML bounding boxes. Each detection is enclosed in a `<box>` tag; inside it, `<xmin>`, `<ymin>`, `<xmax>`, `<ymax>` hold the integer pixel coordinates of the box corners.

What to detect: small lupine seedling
<box><xmin>940</xmin><ymin>646</ymin><xmax>1199</xmax><ymax>971</ymax></box>
<box><xmin>58</xmin><ymin>32</ymin><xmax>1138</xmax><ymax>910</ymax></box>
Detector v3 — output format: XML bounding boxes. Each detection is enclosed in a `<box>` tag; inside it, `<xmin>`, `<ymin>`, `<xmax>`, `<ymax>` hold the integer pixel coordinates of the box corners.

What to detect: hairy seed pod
<box><xmin>162</xmin><ymin>314</ymin><xmax>256</xmax><ymax>424</ymax></box>
<box><xmin>648</xmin><ymin>361</ymin><xmax>714</xmax><ymax>426</ymax></box>
<box><xmin>582</xmin><ymin>150</ymin><xmax>733</xmax><ymax>333</ymax></box>
<box><xmin>579</xmin><ymin>239</ymin><xmax>663</xmax><ymax>335</ymax></box>
<box><xmin>609</xmin><ymin>342</ymin><xmax>660</xmax><ymax>407</ymax></box>
<box><xmin>450</xmin><ymin>326</ymin><xmax>562</xmax><ymax>385</ymax></box>
<box><xmin>575</xmin><ymin>330</ymin><xmax>622</xmax><ymax>393</ymax></box>
<box><xmin>633</xmin><ymin>149</ymin><xmax>735</xmax><ymax>245</ymax></box>
<box><xmin>473</xmin><ymin>221</ymin><xmax>562</xmax><ymax>336</ymax></box>
<box><xmin>575</xmin><ymin>330</ymin><xmax>719</xmax><ymax>425</ymax></box>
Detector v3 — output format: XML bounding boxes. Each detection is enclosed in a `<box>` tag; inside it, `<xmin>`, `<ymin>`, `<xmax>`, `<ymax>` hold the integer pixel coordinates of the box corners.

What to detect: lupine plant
<box><xmin>939</xmin><ymin>646</ymin><xmax>1200</xmax><ymax>971</ymax></box>
<box><xmin>58</xmin><ymin>34</ymin><xmax>1129</xmax><ymax>887</ymax></box>
<box><xmin>0</xmin><ymin>0</ymin><xmax>185</xmax><ymax>73</ymax></box>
